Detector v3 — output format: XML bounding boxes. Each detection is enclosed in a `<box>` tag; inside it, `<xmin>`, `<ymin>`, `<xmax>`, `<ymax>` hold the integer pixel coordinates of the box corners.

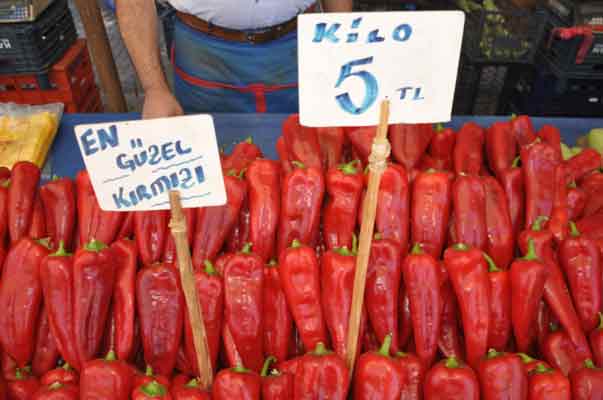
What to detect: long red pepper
<box><xmin>163</xmin><ymin>208</ymin><xmax>195</xmax><ymax>265</ymax></box>
<box><xmin>444</xmin><ymin>243</ymin><xmax>490</xmax><ymax>369</ymax></box>
<box><xmin>221</xmin><ymin>137</ymin><xmax>263</xmax><ymax>175</ymax></box>
<box><xmin>538</xmin><ymin>124</ymin><xmax>562</xmax><ymax>160</ymax></box>
<box><xmin>478</xmin><ymin>349</ymin><xmax>527</xmax><ymax>400</ymax></box>
<box><xmin>452</xmin><ymin>174</ymin><xmax>487</xmax><ymax>250</ymax></box>
<box><xmin>346</xmin><ymin>126</ymin><xmax>376</xmax><ymax>166</ymax></box>
<box><xmin>116</xmin><ymin>212</ymin><xmax>134</xmax><ymax>239</ymax></box>
<box><xmin>429</xmin><ymin>124</ymin><xmax>456</xmax><ymax>164</ymax></box>
<box><xmin>40</xmin><ymin>177</ymin><xmax>76</xmax><ymax>251</ymax></box>
<box><xmin>276</xmin><ymin>136</ymin><xmax>293</xmax><ymax>176</ymax></box>
<box><xmin>543</xmin><ymin>326</ymin><xmax>583</xmax><ymax>376</ymax></box>
<box><xmin>567</xmin><ymin>187</ymin><xmax>586</xmax><ymax>220</ymax></box>
<box><xmin>80</xmin><ymin>350</ymin><xmax>134</xmax><ymax>400</ymax></box>
<box><xmin>398</xmin><ymin>288</ymin><xmax>413</xmax><ymax>351</ymax></box>
<box><xmin>7</xmin><ymin>368</ymin><xmax>40</xmax><ymax>400</ymax></box>
<box><xmin>569</xmin><ymin>359</ymin><xmax>603</xmax><ymax>400</ymax></box>
<box><xmin>499</xmin><ymin>159</ymin><xmax>525</xmax><ymax>238</ymax></box>
<box><xmin>134</xmin><ymin>211</ymin><xmax>169</xmax><ymax>266</ymax></box>
<box><xmin>33</xmin><ymin>382</ymin><xmax>78</xmax><ymax>400</ymax></box>
<box><xmin>354</xmin><ymin>334</ymin><xmax>404</xmax><ymax>400</ymax></box>
<box><xmin>521</xmin><ymin>141</ymin><xmax>561</xmax><ymax>228</ymax></box>
<box><xmin>40</xmin><ymin>363</ymin><xmax>78</xmax><ymax>386</ymax></box>
<box><xmin>559</xmin><ymin>222</ymin><xmax>602</xmax><ymax>333</ymax></box>
<box><xmin>411</xmin><ymin>170</ymin><xmax>452</xmax><ymax>258</ymax></box>
<box><xmin>28</xmin><ymin>195</ymin><xmax>46</xmax><ymax>240</ymax></box>
<box><xmin>0</xmin><ymin>238</ymin><xmax>49</xmax><ymax>366</ymax></box>
<box><xmin>390</xmin><ymin>123</ymin><xmax>434</xmax><ymax>170</ymax></box>
<box><xmin>483</xmin><ymin>176</ymin><xmax>514</xmax><ymax>269</ymax></box>
<box><xmin>454</xmin><ymin>122</ymin><xmax>485</xmax><ymax>176</ymax></box>
<box><xmin>260</xmin><ymin>357</ymin><xmax>293</xmax><ymax>400</ymax></box>
<box><xmin>246</xmin><ymin>159</ymin><xmax>281</xmax><ymax>262</ymax></box>
<box><xmin>282</xmin><ymin>114</ymin><xmax>322</xmax><ymax>170</ymax></box>
<box><xmin>137</xmin><ymin>263</ymin><xmax>184</xmax><ymax>376</ymax></box>
<box><xmin>403</xmin><ymin>243</ymin><xmax>442</xmax><ymax>367</ymax></box>
<box><xmin>366</xmin><ymin>237</ymin><xmax>402</xmax><ymax>353</ymax></box>
<box><xmin>31</xmin><ymin>306</ymin><xmax>59</xmax><ymax>377</ymax></box>
<box><xmin>7</xmin><ymin>161</ymin><xmax>40</xmax><ymax>243</ymax></box>
<box><xmin>537</xmin><ymin>300</ymin><xmax>554</xmax><ymax>351</ymax></box>
<box><xmin>591</xmin><ymin>314</ymin><xmax>603</xmax><ymax>367</ymax></box>
<box><xmin>294</xmin><ymin>342</ymin><xmax>349</xmax><ymax>400</ymax></box>
<box><xmin>547</xmin><ymin>164</ymin><xmax>569</xmax><ymax>244</ymax></box>
<box><xmin>565</xmin><ymin>148</ymin><xmax>602</xmax><ymax>184</ymax></box>
<box><xmin>276</xmin><ymin>163</ymin><xmax>324</xmax><ymax>256</ymax></box>
<box><xmin>317</xmin><ymin>127</ymin><xmax>345</xmax><ymax>170</ymax></box>
<box><xmin>438</xmin><ymin>281</ymin><xmax>464</xmax><ymax>359</ymax></box>
<box><xmin>483</xmin><ymin>253</ymin><xmax>511</xmax><ymax>351</ymax></box>
<box><xmin>263</xmin><ymin>260</ymin><xmax>292</xmax><ymax>363</ymax></box>
<box><xmin>279</xmin><ymin>240</ymin><xmax>327</xmax><ymax>351</ymax></box>
<box><xmin>396</xmin><ymin>351</ymin><xmax>425</xmax><ymax>400</ymax></box>
<box><xmin>223</xmin><ymin>244</ymin><xmax>264</xmax><ymax>372</ymax></box>
<box><xmin>192</xmin><ymin>173</ymin><xmax>247</xmax><ymax>268</ymax></box>
<box><xmin>424</xmin><ymin>357</ymin><xmax>480</xmax><ymax>400</ymax></box>
<box><xmin>226</xmin><ymin>194</ymin><xmax>250</xmax><ymax>253</ymax></box>
<box><xmin>510</xmin><ymin>115</ymin><xmax>537</xmax><ymax>146</ymax></box>
<box><xmin>486</xmin><ymin>121</ymin><xmax>516</xmax><ymax>179</ymax></box>
<box><xmin>110</xmin><ymin>238</ymin><xmax>138</xmax><ymax>361</ymax></box>
<box><xmin>212</xmin><ymin>364</ymin><xmax>261</xmax><ymax>400</ymax></box>
<box><xmin>323</xmin><ymin>160</ymin><xmax>363</xmax><ymax>251</ymax></box>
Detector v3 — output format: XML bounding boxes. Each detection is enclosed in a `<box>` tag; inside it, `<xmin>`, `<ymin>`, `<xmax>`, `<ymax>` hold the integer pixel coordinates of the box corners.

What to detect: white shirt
<box><xmin>169</xmin><ymin>0</ymin><xmax>317</xmax><ymax>30</ymax></box>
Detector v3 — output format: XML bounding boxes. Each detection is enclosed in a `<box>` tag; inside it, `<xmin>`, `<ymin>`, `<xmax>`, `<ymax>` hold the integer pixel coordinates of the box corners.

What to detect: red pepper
<box><xmin>7</xmin><ymin>368</ymin><xmax>40</xmax><ymax>400</ymax></box>
<box><xmin>32</xmin><ymin>305</ymin><xmax>59</xmax><ymax>377</ymax></box>
<box><xmin>110</xmin><ymin>238</ymin><xmax>138</xmax><ymax>361</ymax></box>
<box><xmin>80</xmin><ymin>350</ymin><xmax>134</xmax><ymax>400</ymax></box>
<box><xmin>163</xmin><ymin>208</ymin><xmax>195</xmax><ymax>265</ymax></box>
<box><xmin>402</xmin><ymin>243</ymin><xmax>442</xmax><ymax>367</ymax></box>
<box><xmin>444</xmin><ymin>243</ymin><xmax>490</xmax><ymax>369</ymax></box>
<box><xmin>117</xmin><ymin>212</ymin><xmax>134</xmax><ymax>239</ymax></box>
<box><xmin>40</xmin><ymin>177</ymin><xmax>76</xmax><ymax>251</ymax></box>
<box><xmin>452</xmin><ymin>174</ymin><xmax>487</xmax><ymax>250</ymax></box>
<box><xmin>133</xmin><ymin>366</ymin><xmax>170</xmax><ymax>391</ymax></box>
<box><xmin>591</xmin><ymin>314</ymin><xmax>603</xmax><ymax>367</ymax></box>
<box><xmin>366</xmin><ymin>237</ymin><xmax>402</xmax><ymax>353</ymax></box>
<box><xmin>133</xmin><ymin>379</ymin><xmax>172</xmax><ymax>400</ymax></box>
<box><xmin>170</xmin><ymin>377</ymin><xmax>210</xmax><ymax>400</ymax></box>
<box><xmin>278</xmin><ymin>239</ymin><xmax>327</xmax><ymax>352</ymax></box>
<box><xmin>226</xmin><ymin>191</ymin><xmax>250</xmax><ymax>253</ymax></box>
<box><xmin>538</xmin><ymin>124</ymin><xmax>562</xmax><ymax>161</ymax></box>
<box><xmin>559</xmin><ymin>222</ymin><xmax>602</xmax><ymax>333</ymax></box>
<box><xmin>570</xmin><ymin>359</ymin><xmax>603</xmax><ymax>400</ymax></box>
<box><xmin>510</xmin><ymin>115</ymin><xmax>537</xmax><ymax>146</ymax></box>
<box><xmin>221</xmin><ymin>137</ymin><xmax>263</xmax><ymax>175</ymax></box>
<box><xmin>282</xmin><ymin>114</ymin><xmax>322</xmax><ymax>170</ymax></box>
<box><xmin>418</xmin><ymin>154</ymin><xmax>452</xmax><ymax>171</ymax></box>
<box><xmin>223</xmin><ymin>244</ymin><xmax>264</xmax><ymax>372</ymax></box>
<box><xmin>424</xmin><ymin>356</ymin><xmax>480</xmax><ymax>400</ymax></box>
<box><xmin>567</xmin><ymin>187</ymin><xmax>586</xmax><ymax>220</ymax></box>
<box><xmin>7</xmin><ymin>161</ymin><xmax>40</xmax><ymax>243</ymax></box>
<box><xmin>543</xmin><ymin>326</ymin><xmax>583</xmax><ymax>376</ymax></box>
<box><xmin>518</xmin><ymin>353</ymin><xmax>550</xmax><ymax>375</ymax></box>
<box><xmin>346</xmin><ymin>126</ymin><xmax>376</xmax><ymax>166</ymax></box>
<box><xmin>137</xmin><ymin>263</ymin><xmax>184</xmax><ymax>376</ymax></box>
<box><xmin>316</xmin><ymin>127</ymin><xmax>345</xmax><ymax>170</ymax></box>
<box><xmin>485</xmin><ymin>121</ymin><xmax>516</xmax><ymax>179</ymax></box>
<box><xmin>483</xmin><ymin>254</ymin><xmax>511</xmax><ymax>352</ymax></box>
<box><xmin>478</xmin><ymin>349</ymin><xmax>527</xmax><ymax>400</ymax></box>
<box><xmin>246</xmin><ymin>159</ymin><xmax>281</xmax><ymax>262</ymax></box>
<box><xmin>212</xmin><ymin>364</ymin><xmax>261</xmax><ymax>400</ymax></box>
<box><xmin>390</xmin><ymin>123</ymin><xmax>434</xmax><ymax>170</ymax></box>
<box><xmin>33</xmin><ymin>382</ymin><xmax>78</xmax><ymax>400</ymax></box>
<box><xmin>577</xmin><ymin>212</ymin><xmax>603</xmax><ymax>239</ymax></box>
<box><xmin>0</xmin><ymin>167</ymin><xmax>9</xmax><ymax>182</ymax></box>
<box><xmin>276</xmin><ymin>163</ymin><xmax>324</xmax><ymax>256</ymax></box>
<box><xmin>260</xmin><ymin>357</ymin><xmax>293</xmax><ymax>400</ymax></box>
<box><xmin>429</xmin><ymin>124</ymin><xmax>456</xmax><ymax>161</ymax></box>
<box><xmin>323</xmin><ymin>161</ymin><xmax>363</xmax><ymax>251</ymax></box>
<box><xmin>396</xmin><ymin>352</ymin><xmax>425</xmax><ymax>400</ymax></box>
<box><xmin>547</xmin><ymin>164</ymin><xmax>570</xmax><ymax>244</ymax></box>
<box><xmin>528</xmin><ymin>364</ymin><xmax>571</xmax><ymax>400</ymax></box>
<box><xmin>134</xmin><ymin>211</ymin><xmax>169</xmax><ymax>266</ymax></box>
<box><xmin>354</xmin><ymin>334</ymin><xmax>404</xmax><ymax>400</ymax></box>
<box><xmin>537</xmin><ymin>300</ymin><xmax>553</xmax><ymax>352</ymax></box>
<box><xmin>411</xmin><ymin>170</ymin><xmax>452</xmax><ymax>258</ymax></box>
<box><xmin>483</xmin><ymin>176</ymin><xmax>514</xmax><ymax>269</ymax></box>
<box><xmin>40</xmin><ymin>363</ymin><xmax>78</xmax><ymax>386</ymax></box>
<box><xmin>454</xmin><ymin>122</ymin><xmax>485</xmax><ymax>175</ymax></box>
<box><xmin>521</xmin><ymin>141</ymin><xmax>562</xmax><ymax>229</ymax></box>
<box><xmin>438</xmin><ymin>281</ymin><xmax>464</xmax><ymax>359</ymax></box>
<box><xmin>28</xmin><ymin>194</ymin><xmax>46</xmax><ymax>240</ymax></box>
<box><xmin>0</xmin><ymin>182</ymin><xmax>8</xmax><ymax>247</ymax></box>
<box><xmin>499</xmin><ymin>160</ymin><xmax>525</xmax><ymax>238</ymax></box>
<box><xmin>263</xmin><ymin>261</ymin><xmax>292</xmax><ymax>363</ymax></box>
<box><xmin>75</xmin><ymin>170</ymin><xmax>125</xmax><ymax>246</ymax></box>
<box><xmin>398</xmin><ymin>289</ymin><xmax>413</xmax><ymax>351</ymax></box>
<box><xmin>565</xmin><ymin>148</ymin><xmax>601</xmax><ymax>184</ymax></box>
<box><xmin>294</xmin><ymin>342</ymin><xmax>349</xmax><ymax>400</ymax></box>
<box><xmin>276</xmin><ymin>136</ymin><xmax>293</xmax><ymax>176</ymax></box>
<box><xmin>0</xmin><ymin>238</ymin><xmax>49</xmax><ymax>366</ymax></box>
<box><xmin>192</xmin><ymin>174</ymin><xmax>247</xmax><ymax>268</ymax></box>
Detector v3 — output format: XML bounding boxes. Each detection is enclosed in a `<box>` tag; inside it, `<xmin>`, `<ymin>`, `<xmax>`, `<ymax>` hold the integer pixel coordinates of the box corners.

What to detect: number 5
<box><xmin>334</xmin><ymin>57</ymin><xmax>378</xmax><ymax>115</ymax></box>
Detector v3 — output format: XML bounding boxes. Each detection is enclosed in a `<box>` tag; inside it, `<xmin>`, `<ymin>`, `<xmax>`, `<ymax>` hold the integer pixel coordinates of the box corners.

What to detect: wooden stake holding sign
<box><xmin>345</xmin><ymin>100</ymin><xmax>391</xmax><ymax>370</ymax></box>
<box><xmin>169</xmin><ymin>191</ymin><xmax>214</xmax><ymax>389</ymax></box>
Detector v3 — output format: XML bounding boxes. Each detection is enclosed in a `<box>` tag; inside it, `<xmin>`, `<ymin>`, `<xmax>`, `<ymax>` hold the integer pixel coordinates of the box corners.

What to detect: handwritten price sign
<box><xmin>298</xmin><ymin>11</ymin><xmax>465</xmax><ymax>127</ymax></box>
<box><xmin>75</xmin><ymin>115</ymin><xmax>226</xmax><ymax>211</ymax></box>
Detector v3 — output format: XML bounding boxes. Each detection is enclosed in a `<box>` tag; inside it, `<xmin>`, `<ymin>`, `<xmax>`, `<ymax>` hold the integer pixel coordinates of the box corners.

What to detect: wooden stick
<box><xmin>169</xmin><ymin>191</ymin><xmax>213</xmax><ymax>389</ymax></box>
<box><xmin>345</xmin><ymin>100</ymin><xmax>391</xmax><ymax>370</ymax></box>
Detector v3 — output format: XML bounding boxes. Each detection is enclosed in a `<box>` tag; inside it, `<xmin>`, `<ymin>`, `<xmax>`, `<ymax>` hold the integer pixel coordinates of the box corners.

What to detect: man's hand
<box><xmin>142</xmin><ymin>88</ymin><xmax>184</xmax><ymax>119</ymax></box>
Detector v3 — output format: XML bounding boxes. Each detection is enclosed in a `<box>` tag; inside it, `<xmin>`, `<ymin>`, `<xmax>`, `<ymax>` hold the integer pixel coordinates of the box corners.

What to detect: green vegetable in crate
<box><xmin>587</xmin><ymin>129</ymin><xmax>603</xmax><ymax>156</ymax></box>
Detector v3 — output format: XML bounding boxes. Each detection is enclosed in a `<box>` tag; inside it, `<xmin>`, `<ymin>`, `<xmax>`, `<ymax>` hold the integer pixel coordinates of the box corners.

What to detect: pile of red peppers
<box><xmin>1</xmin><ymin>114</ymin><xmax>603</xmax><ymax>399</ymax></box>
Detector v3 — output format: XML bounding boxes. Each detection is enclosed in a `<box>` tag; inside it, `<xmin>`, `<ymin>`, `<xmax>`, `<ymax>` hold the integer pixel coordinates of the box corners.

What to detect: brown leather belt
<box><xmin>176</xmin><ymin>3</ymin><xmax>317</xmax><ymax>44</ymax></box>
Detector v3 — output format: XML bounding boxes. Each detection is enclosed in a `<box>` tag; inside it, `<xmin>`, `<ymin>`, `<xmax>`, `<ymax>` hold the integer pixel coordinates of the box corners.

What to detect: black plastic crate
<box><xmin>457</xmin><ymin>0</ymin><xmax>548</xmax><ymax>64</ymax></box>
<box><xmin>0</xmin><ymin>0</ymin><xmax>76</xmax><ymax>75</ymax></box>
<box><xmin>544</xmin><ymin>0</ymin><xmax>603</xmax><ymax>26</ymax></box>
<box><xmin>354</xmin><ymin>0</ymin><xmax>418</xmax><ymax>11</ymax></box>
<box><xmin>0</xmin><ymin>0</ymin><xmax>54</xmax><ymax>23</ymax></box>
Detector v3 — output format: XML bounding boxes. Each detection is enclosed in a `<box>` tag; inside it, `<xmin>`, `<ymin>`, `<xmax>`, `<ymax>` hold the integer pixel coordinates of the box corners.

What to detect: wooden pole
<box><xmin>169</xmin><ymin>191</ymin><xmax>213</xmax><ymax>389</ymax></box>
<box><xmin>72</xmin><ymin>0</ymin><xmax>127</xmax><ymax>112</ymax></box>
<box><xmin>345</xmin><ymin>100</ymin><xmax>391</xmax><ymax>370</ymax></box>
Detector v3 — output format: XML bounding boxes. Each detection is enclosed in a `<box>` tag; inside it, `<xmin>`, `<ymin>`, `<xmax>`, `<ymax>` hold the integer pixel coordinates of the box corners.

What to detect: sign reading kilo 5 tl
<box><xmin>298</xmin><ymin>12</ymin><xmax>465</xmax><ymax>127</ymax></box>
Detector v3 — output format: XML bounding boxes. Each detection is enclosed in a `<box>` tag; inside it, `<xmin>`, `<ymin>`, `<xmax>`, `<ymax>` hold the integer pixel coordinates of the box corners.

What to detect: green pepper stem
<box><xmin>50</xmin><ymin>240</ymin><xmax>71</xmax><ymax>257</ymax></box>
<box><xmin>244</xmin><ymin>136</ymin><xmax>253</xmax><ymax>144</ymax></box>
<box><xmin>290</xmin><ymin>239</ymin><xmax>302</xmax><ymax>249</ymax></box>
<box><xmin>140</xmin><ymin>380</ymin><xmax>166</xmax><ymax>397</ymax></box>
<box><xmin>333</xmin><ymin>246</ymin><xmax>352</xmax><ymax>256</ymax></box>
<box><xmin>185</xmin><ymin>378</ymin><xmax>200</xmax><ymax>388</ymax></box>
<box><xmin>521</xmin><ymin>238</ymin><xmax>539</xmax><ymax>262</ymax></box>
<box><xmin>487</xmin><ymin>348</ymin><xmax>501</xmax><ymax>359</ymax></box>
<box><xmin>511</xmin><ymin>156</ymin><xmax>520</xmax><ymax>168</ymax></box>
<box><xmin>352</xmin><ymin>234</ymin><xmax>358</xmax><ymax>255</ymax></box>
<box><xmin>261</xmin><ymin>356</ymin><xmax>277</xmax><ymax>377</ymax></box>
<box><xmin>534</xmin><ymin>363</ymin><xmax>553</xmax><ymax>374</ymax></box>
<box><xmin>48</xmin><ymin>382</ymin><xmax>63</xmax><ymax>391</ymax></box>
<box><xmin>291</xmin><ymin>160</ymin><xmax>306</xmax><ymax>169</ymax></box>
<box><xmin>445</xmin><ymin>357</ymin><xmax>459</xmax><ymax>369</ymax></box>
<box><xmin>62</xmin><ymin>363</ymin><xmax>72</xmax><ymax>371</ymax></box>
<box><xmin>105</xmin><ymin>350</ymin><xmax>116</xmax><ymax>362</ymax></box>
<box><xmin>36</xmin><ymin>237</ymin><xmax>52</xmax><ymax>249</ymax></box>
<box><xmin>226</xmin><ymin>169</ymin><xmax>237</xmax><ymax>177</ymax></box>
<box><xmin>598</xmin><ymin>313</ymin><xmax>603</xmax><ymax>330</ymax></box>
<box><xmin>267</xmin><ymin>259</ymin><xmax>278</xmax><ymax>267</ymax></box>
<box><xmin>84</xmin><ymin>238</ymin><xmax>108</xmax><ymax>252</ymax></box>
<box><xmin>378</xmin><ymin>334</ymin><xmax>393</xmax><ymax>357</ymax></box>
<box><xmin>585</xmin><ymin>359</ymin><xmax>596</xmax><ymax>369</ymax></box>
<box><xmin>338</xmin><ymin>160</ymin><xmax>360</xmax><ymax>175</ymax></box>
<box><xmin>232</xmin><ymin>364</ymin><xmax>250</xmax><ymax>374</ymax></box>
<box><xmin>311</xmin><ymin>342</ymin><xmax>332</xmax><ymax>356</ymax></box>
<box><xmin>410</xmin><ymin>243</ymin><xmax>423</xmax><ymax>255</ymax></box>
<box><xmin>531</xmin><ymin>216</ymin><xmax>548</xmax><ymax>232</ymax></box>
<box><xmin>483</xmin><ymin>253</ymin><xmax>500</xmax><ymax>272</ymax></box>
<box><xmin>374</xmin><ymin>233</ymin><xmax>382</xmax><ymax>241</ymax></box>
<box><xmin>145</xmin><ymin>365</ymin><xmax>154</xmax><ymax>377</ymax></box>
<box><xmin>241</xmin><ymin>243</ymin><xmax>252</xmax><ymax>254</ymax></box>
<box><xmin>569</xmin><ymin>221</ymin><xmax>580</xmax><ymax>237</ymax></box>
<box><xmin>204</xmin><ymin>260</ymin><xmax>218</xmax><ymax>275</ymax></box>
<box><xmin>395</xmin><ymin>351</ymin><xmax>408</xmax><ymax>358</ymax></box>
<box><xmin>517</xmin><ymin>353</ymin><xmax>536</xmax><ymax>363</ymax></box>
<box><xmin>453</xmin><ymin>243</ymin><xmax>469</xmax><ymax>251</ymax></box>
<box><xmin>435</xmin><ymin>123</ymin><xmax>444</xmax><ymax>132</ymax></box>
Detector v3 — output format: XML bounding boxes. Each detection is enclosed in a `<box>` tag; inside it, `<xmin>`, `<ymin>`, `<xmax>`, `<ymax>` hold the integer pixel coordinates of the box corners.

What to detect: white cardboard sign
<box><xmin>74</xmin><ymin>115</ymin><xmax>226</xmax><ymax>211</ymax></box>
<box><xmin>298</xmin><ymin>11</ymin><xmax>465</xmax><ymax>127</ymax></box>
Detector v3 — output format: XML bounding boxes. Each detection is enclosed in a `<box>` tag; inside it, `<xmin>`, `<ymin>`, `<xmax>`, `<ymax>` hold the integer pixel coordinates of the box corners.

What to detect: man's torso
<box><xmin>167</xmin><ymin>0</ymin><xmax>316</xmax><ymax>30</ymax></box>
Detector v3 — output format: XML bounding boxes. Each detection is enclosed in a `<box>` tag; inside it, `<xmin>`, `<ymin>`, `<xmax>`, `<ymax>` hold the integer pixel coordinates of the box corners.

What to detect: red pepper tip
<box><xmin>292</xmin><ymin>160</ymin><xmax>306</xmax><ymax>169</ymax></box>
<box><xmin>569</xmin><ymin>221</ymin><xmax>580</xmax><ymax>237</ymax></box>
<box><xmin>377</xmin><ymin>334</ymin><xmax>393</xmax><ymax>358</ymax></box>
<box><xmin>50</xmin><ymin>240</ymin><xmax>71</xmax><ymax>257</ymax></box>
<box><xmin>48</xmin><ymin>382</ymin><xmax>63</xmax><ymax>391</ymax></box>
<box><xmin>204</xmin><ymin>259</ymin><xmax>218</xmax><ymax>275</ymax></box>
<box><xmin>452</xmin><ymin>243</ymin><xmax>469</xmax><ymax>251</ymax></box>
<box><xmin>290</xmin><ymin>239</ymin><xmax>302</xmax><ymax>249</ymax></box>
<box><xmin>140</xmin><ymin>380</ymin><xmax>167</xmax><ymax>397</ymax></box>
<box><xmin>445</xmin><ymin>357</ymin><xmax>460</xmax><ymax>369</ymax></box>
<box><xmin>84</xmin><ymin>238</ymin><xmax>108</xmax><ymax>253</ymax></box>
<box><xmin>410</xmin><ymin>243</ymin><xmax>423</xmax><ymax>255</ymax></box>
<box><xmin>483</xmin><ymin>253</ymin><xmax>500</xmax><ymax>272</ymax></box>
<box><xmin>261</xmin><ymin>356</ymin><xmax>277</xmax><ymax>377</ymax></box>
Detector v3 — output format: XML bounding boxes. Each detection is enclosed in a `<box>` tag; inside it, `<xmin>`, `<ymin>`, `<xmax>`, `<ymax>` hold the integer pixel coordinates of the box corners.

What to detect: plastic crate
<box><xmin>0</xmin><ymin>39</ymin><xmax>103</xmax><ymax>113</ymax></box>
<box><xmin>0</xmin><ymin>0</ymin><xmax>76</xmax><ymax>75</ymax></box>
<box><xmin>544</xmin><ymin>0</ymin><xmax>603</xmax><ymax>26</ymax></box>
<box><xmin>354</xmin><ymin>0</ymin><xmax>417</xmax><ymax>11</ymax></box>
<box><xmin>0</xmin><ymin>0</ymin><xmax>53</xmax><ymax>23</ymax></box>
<box><xmin>458</xmin><ymin>0</ymin><xmax>547</xmax><ymax>64</ymax></box>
